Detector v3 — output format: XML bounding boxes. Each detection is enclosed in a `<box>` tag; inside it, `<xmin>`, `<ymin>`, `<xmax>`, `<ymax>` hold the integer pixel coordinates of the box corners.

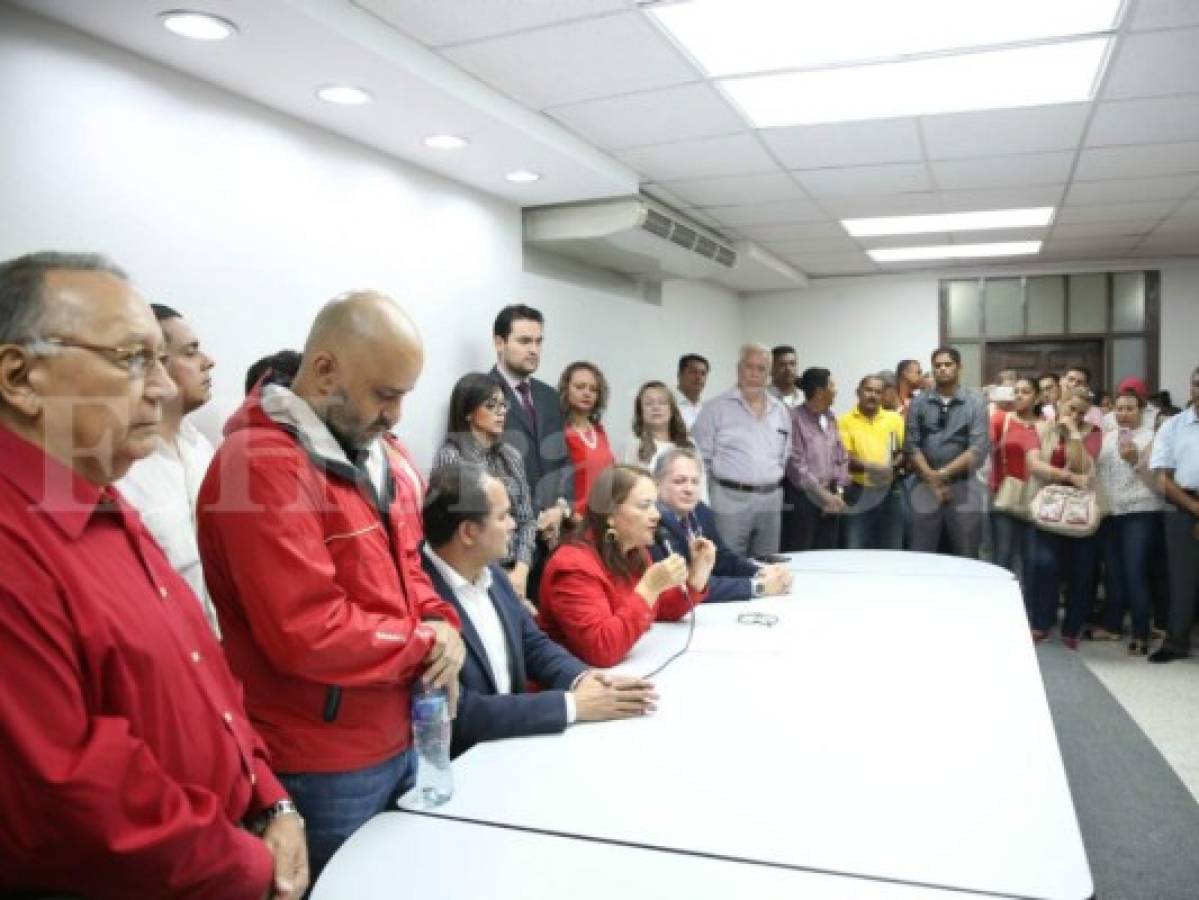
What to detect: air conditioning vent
<box><xmin>523</xmin><ymin>195</ymin><xmax>803</xmax><ymax>289</ymax></box>
<box><xmin>642</xmin><ymin>208</ymin><xmax>673</xmax><ymax>239</ymax></box>
<box><xmin>669</xmin><ymin>222</ymin><xmax>697</xmax><ymax>250</ymax></box>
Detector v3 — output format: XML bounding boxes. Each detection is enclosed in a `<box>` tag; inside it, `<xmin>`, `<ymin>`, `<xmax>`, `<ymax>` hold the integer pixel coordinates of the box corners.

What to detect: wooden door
<box><xmin>985</xmin><ymin>340</ymin><xmax>1105</xmax><ymax>386</ymax></box>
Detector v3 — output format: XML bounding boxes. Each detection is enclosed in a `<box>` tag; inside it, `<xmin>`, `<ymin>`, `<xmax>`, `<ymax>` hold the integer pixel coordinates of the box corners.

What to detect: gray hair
<box><xmin>738</xmin><ymin>342</ymin><xmax>771</xmax><ymax>364</ymax></box>
<box><xmin>0</xmin><ymin>252</ymin><xmax>128</xmax><ymax>344</ymax></box>
<box><xmin>875</xmin><ymin>369</ymin><xmax>897</xmax><ymax>388</ymax></box>
<box><xmin>652</xmin><ymin>445</ymin><xmax>703</xmax><ymax>482</ymax></box>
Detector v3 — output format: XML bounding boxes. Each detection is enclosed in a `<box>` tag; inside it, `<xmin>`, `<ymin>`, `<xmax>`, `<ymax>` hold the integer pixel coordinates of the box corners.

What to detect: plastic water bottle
<box><xmin>409</xmin><ymin>682</ymin><xmax>453</xmax><ymax>808</ymax></box>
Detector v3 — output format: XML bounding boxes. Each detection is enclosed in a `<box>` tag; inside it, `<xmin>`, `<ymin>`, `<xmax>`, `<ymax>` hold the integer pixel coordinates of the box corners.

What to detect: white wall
<box><xmin>0</xmin><ymin>5</ymin><xmax>743</xmax><ymax>468</ymax></box>
<box><xmin>745</xmin><ymin>259</ymin><xmax>1199</xmax><ymax>414</ymax></box>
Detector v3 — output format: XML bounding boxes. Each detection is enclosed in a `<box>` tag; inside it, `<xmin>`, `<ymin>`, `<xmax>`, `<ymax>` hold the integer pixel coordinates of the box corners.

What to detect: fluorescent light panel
<box><xmin>649</xmin><ymin>0</ymin><xmax>1121</xmax><ymax>77</ymax></box>
<box><xmin>159</xmin><ymin>11</ymin><xmax>237</xmax><ymax>41</ymax></box>
<box><xmin>316</xmin><ymin>85</ymin><xmax>373</xmax><ymax>106</ymax></box>
<box><xmin>844</xmin><ymin>207</ymin><xmax>1055</xmax><ymax>237</ymax></box>
<box><xmin>721</xmin><ymin>38</ymin><xmax>1109</xmax><ymax>127</ymax></box>
<box><xmin>869</xmin><ymin>242</ymin><xmax>1042</xmax><ymax>262</ymax></box>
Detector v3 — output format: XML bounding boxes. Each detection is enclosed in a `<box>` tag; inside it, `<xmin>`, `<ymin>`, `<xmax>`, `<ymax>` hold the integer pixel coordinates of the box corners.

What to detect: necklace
<box><xmin>572</xmin><ymin>421</ymin><xmax>598</xmax><ymax>449</ymax></box>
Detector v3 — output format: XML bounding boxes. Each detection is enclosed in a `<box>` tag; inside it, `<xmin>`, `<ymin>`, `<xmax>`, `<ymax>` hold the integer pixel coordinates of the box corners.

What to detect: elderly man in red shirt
<box><xmin>0</xmin><ymin>252</ymin><xmax>307</xmax><ymax>899</ymax></box>
<box><xmin>197</xmin><ymin>290</ymin><xmax>464</xmax><ymax>882</ymax></box>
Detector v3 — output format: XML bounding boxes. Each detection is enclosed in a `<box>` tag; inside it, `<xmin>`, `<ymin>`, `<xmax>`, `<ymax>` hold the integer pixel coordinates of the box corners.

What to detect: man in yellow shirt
<box><xmin>839</xmin><ymin>374</ymin><xmax>906</xmax><ymax>550</ymax></box>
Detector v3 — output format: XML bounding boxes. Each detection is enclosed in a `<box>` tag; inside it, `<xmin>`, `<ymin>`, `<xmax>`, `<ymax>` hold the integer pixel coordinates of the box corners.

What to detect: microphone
<box><xmin>655</xmin><ymin>525</ymin><xmax>694</xmax><ymax>611</ymax></box>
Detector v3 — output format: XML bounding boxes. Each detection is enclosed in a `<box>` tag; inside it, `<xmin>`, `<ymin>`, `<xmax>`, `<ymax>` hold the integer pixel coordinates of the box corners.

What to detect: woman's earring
<box><xmin>604</xmin><ymin>525</ymin><xmax>618</xmax><ymax>543</ymax></box>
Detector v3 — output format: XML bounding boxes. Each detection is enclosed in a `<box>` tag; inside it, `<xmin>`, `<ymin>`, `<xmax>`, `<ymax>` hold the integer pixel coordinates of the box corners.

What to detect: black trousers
<box><xmin>791</xmin><ymin>490</ymin><xmax>842</xmax><ymax>551</ymax></box>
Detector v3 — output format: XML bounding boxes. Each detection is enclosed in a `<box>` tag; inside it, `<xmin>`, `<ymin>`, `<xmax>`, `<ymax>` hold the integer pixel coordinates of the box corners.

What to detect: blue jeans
<box><xmin>279</xmin><ymin>748</ymin><xmax>416</xmax><ymax>884</ymax></box>
<box><xmin>844</xmin><ymin>483</ymin><xmax>904</xmax><ymax>550</ymax></box>
<box><xmin>1101</xmin><ymin>513</ymin><xmax>1158</xmax><ymax>640</ymax></box>
<box><xmin>991</xmin><ymin>511</ymin><xmax>1033</xmax><ymax>591</ymax></box>
<box><xmin>1028</xmin><ymin>529</ymin><xmax>1100</xmax><ymax>637</ymax></box>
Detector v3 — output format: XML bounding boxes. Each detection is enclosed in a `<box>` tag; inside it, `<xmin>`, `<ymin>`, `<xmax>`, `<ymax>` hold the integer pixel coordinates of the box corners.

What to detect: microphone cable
<box><xmin>642</xmin><ymin>529</ymin><xmax>699</xmax><ymax>679</ymax></box>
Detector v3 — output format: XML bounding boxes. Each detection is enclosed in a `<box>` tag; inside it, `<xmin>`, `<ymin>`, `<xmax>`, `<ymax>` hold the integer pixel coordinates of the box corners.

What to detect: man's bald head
<box><xmin>292</xmin><ymin>290</ymin><xmax>425</xmax><ymax>457</ymax></box>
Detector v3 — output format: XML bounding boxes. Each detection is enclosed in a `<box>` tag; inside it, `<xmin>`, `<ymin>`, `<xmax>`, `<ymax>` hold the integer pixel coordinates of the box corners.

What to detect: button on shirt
<box><xmin>692</xmin><ymin>388</ymin><xmax>791</xmax><ymax>485</ymax></box>
<box><xmin>117</xmin><ymin>417</ymin><xmax>220</xmax><ymax>637</ymax></box>
<box><xmin>903</xmin><ymin>387</ymin><xmax>990</xmax><ymax>472</ymax></box>
<box><xmin>0</xmin><ymin>426</ymin><xmax>284</xmax><ymax>899</ymax></box>
<box><xmin>1151</xmin><ymin>406</ymin><xmax>1199</xmax><ymax>489</ymax></box>
<box><xmin>423</xmin><ymin>547</ymin><xmax>575</xmax><ymax>722</ymax></box>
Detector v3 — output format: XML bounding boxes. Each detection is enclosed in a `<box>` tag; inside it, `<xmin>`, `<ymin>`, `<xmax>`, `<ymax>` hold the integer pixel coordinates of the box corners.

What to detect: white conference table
<box><xmin>315</xmin><ymin>551</ymin><xmax>1092</xmax><ymax>900</ymax></box>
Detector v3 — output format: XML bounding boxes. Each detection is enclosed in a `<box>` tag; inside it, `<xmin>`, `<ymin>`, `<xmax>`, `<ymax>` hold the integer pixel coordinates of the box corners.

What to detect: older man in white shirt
<box><xmin>117</xmin><ymin>303</ymin><xmax>219</xmax><ymax>635</ymax></box>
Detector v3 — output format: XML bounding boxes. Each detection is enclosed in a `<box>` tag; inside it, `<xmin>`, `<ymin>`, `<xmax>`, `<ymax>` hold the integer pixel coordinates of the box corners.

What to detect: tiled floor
<box><xmin>1076</xmin><ymin>638</ymin><xmax>1199</xmax><ymax>803</ymax></box>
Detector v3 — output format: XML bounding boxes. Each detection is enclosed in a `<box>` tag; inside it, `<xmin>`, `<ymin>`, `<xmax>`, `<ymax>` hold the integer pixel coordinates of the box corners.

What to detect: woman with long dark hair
<box><xmin>434</xmin><ymin>372</ymin><xmax>537</xmax><ymax>597</ymax></box>
<box><xmin>559</xmin><ymin>360</ymin><xmax>615</xmax><ymax>515</ymax></box>
<box><xmin>539</xmin><ymin>465</ymin><xmax>716</xmax><ymax>667</ymax></box>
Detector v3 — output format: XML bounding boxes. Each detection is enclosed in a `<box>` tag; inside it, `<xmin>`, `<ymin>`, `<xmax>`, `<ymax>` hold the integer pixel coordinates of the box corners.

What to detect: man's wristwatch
<box><xmin>254</xmin><ymin>799</ymin><xmax>304</xmax><ymax>834</ymax></box>
<box><xmin>751</xmin><ymin>576</ymin><xmax>766</xmax><ymax>598</ymax></box>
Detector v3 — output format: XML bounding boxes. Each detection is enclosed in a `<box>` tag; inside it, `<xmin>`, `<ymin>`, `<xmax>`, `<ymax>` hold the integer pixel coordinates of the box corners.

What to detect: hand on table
<box><xmin>573</xmin><ymin>671</ymin><xmax>658</xmax><ymax>721</ymax></box>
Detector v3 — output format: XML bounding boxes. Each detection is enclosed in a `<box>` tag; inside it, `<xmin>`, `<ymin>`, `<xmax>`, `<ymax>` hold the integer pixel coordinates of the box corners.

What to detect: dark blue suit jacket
<box><xmin>651</xmin><ymin>502</ymin><xmax>760</xmax><ymax>603</ymax></box>
<box><xmin>490</xmin><ymin>366</ymin><xmax>573</xmax><ymax>513</ymax></box>
<box><xmin>421</xmin><ymin>550</ymin><xmax>587</xmax><ymax>757</ymax></box>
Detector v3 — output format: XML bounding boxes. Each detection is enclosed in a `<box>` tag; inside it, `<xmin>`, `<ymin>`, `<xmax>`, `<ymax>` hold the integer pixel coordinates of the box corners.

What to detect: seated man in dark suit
<box><xmin>650</xmin><ymin>448</ymin><xmax>792</xmax><ymax>602</ymax></box>
<box><xmin>421</xmin><ymin>463</ymin><xmax>657</xmax><ymax>756</ymax></box>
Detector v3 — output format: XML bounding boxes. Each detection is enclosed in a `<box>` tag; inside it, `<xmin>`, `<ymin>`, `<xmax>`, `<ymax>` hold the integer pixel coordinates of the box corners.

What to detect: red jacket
<box><xmin>197</xmin><ymin>385</ymin><xmax>459</xmax><ymax>773</ymax></box>
<box><xmin>539</xmin><ymin>541</ymin><xmax>706</xmax><ymax>667</ymax></box>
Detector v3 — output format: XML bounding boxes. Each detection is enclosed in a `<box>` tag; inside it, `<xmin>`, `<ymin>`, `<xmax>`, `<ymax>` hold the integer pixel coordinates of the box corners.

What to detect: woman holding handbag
<box><xmin>988</xmin><ymin>376</ymin><xmax>1042</xmax><ymax>588</ymax></box>
<box><xmin>1025</xmin><ymin>387</ymin><xmax>1103</xmax><ymax>647</ymax></box>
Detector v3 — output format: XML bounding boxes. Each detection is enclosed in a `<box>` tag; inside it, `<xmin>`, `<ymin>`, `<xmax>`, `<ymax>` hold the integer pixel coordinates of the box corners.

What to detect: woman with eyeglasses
<box><xmin>651</xmin><ymin>448</ymin><xmax>790</xmax><ymax>603</ymax></box>
<box><xmin>623</xmin><ymin>381</ymin><xmax>694</xmax><ymax>471</ymax></box>
<box><xmin>434</xmin><ymin>372</ymin><xmax>537</xmax><ymax>598</ymax></box>
<box><xmin>539</xmin><ymin>464</ymin><xmax>716</xmax><ymax>667</ymax></box>
<box><xmin>559</xmin><ymin>361</ymin><xmax>615</xmax><ymax>516</ymax></box>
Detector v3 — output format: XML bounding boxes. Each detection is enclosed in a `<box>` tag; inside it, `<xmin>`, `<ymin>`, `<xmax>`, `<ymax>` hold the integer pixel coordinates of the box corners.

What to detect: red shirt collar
<box><xmin>0</xmin><ymin>424</ymin><xmax>115</xmax><ymax>541</ymax></box>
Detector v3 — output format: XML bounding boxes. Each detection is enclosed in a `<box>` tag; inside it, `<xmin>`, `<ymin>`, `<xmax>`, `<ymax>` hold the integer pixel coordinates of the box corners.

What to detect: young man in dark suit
<box><xmin>490</xmin><ymin>304</ymin><xmax>574</xmax><ymax>599</ymax></box>
<box><xmin>421</xmin><ymin>464</ymin><xmax>657</xmax><ymax>757</ymax></box>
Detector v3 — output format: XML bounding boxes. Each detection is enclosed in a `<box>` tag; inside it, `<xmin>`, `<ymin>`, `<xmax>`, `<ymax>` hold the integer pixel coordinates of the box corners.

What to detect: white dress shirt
<box><xmin>676</xmin><ymin>391</ymin><xmax>703</xmax><ymax>431</ymax></box>
<box><xmin>116</xmin><ymin>418</ymin><xmax>220</xmax><ymax>636</ymax></box>
<box><xmin>423</xmin><ymin>547</ymin><xmax>576</xmax><ymax>722</ymax></box>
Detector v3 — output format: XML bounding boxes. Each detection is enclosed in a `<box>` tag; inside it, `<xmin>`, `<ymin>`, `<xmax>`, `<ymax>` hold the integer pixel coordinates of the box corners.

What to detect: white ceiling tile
<box><xmin>938</xmin><ymin>185</ymin><xmax>1067</xmax><ymax>211</ymax></box>
<box><xmin>1176</xmin><ymin>194</ymin><xmax>1199</xmax><ymax>216</ymax></box>
<box><xmin>1075</xmin><ymin>141</ymin><xmax>1199</xmax><ymax>181</ymax></box>
<box><xmin>1130</xmin><ymin>234</ymin><xmax>1199</xmax><ymax>255</ymax></box>
<box><xmin>1066</xmin><ymin>174</ymin><xmax>1199</xmax><ymax>205</ymax></box>
<box><xmin>1050</xmin><ymin>220</ymin><xmax>1161</xmax><ymax>239</ymax></box>
<box><xmin>442</xmin><ymin>13</ymin><xmax>697</xmax><ymax>108</ymax></box>
<box><xmin>616</xmin><ymin>133</ymin><xmax>778</xmax><ymax>181</ymax></box>
<box><xmin>1057</xmin><ymin>200</ymin><xmax>1181</xmax><ymax>223</ymax></box>
<box><xmin>355</xmin><ymin>0</ymin><xmax>628</xmax><ymax>46</ymax></box>
<box><xmin>921</xmin><ymin>104</ymin><xmax>1090</xmax><ymax>160</ymax></box>
<box><xmin>1131</xmin><ymin>0</ymin><xmax>1199</xmax><ymax>30</ymax></box>
<box><xmin>642</xmin><ymin>184</ymin><xmax>693</xmax><ymax>210</ymax></box>
<box><xmin>547</xmin><ymin>83</ymin><xmax>746</xmax><ymax>150</ymax></box>
<box><xmin>703</xmin><ymin>198</ymin><xmax>827</xmax><ymax>226</ymax></box>
<box><xmin>821</xmin><ymin>192</ymin><xmax>941</xmax><ymax>217</ymax></box>
<box><xmin>1087</xmin><ymin>95</ymin><xmax>1199</xmax><ymax>146</ymax></box>
<box><xmin>782</xmin><ymin>253</ymin><xmax>878</xmax><ymax>276</ymax></box>
<box><xmin>763</xmin><ymin>237</ymin><xmax>863</xmax><ymax>256</ymax></box>
<box><xmin>794</xmin><ymin>163</ymin><xmax>931</xmax><ymax>198</ymax></box>
<box><xmin>737</xmin><ymin>221</ymin><xmax>848</xmax><ymax>242</ymax></box>
<box><xmin>1103</xmin><ymin>29</ymin><xmax>1199</xmax><ymax>100</ymax></box>
<box><xmin>759</xmin><ymin>119</ymin><xmax>922</xmax><ymax>169</ymax></box>
<box><xmin>659</xmin><ymin>172</ymin><xmax>803</xmax><ymax>206</ymax></box>
<box><xmin>1040</xmin><ymin>236</ymin><xmax>1140</xmax><ymax>257</ymax></box>
<box><xmin>931</xmin><ymin>152</ymin><xmax>1075</xmax><ymax>190</ymax></box>
<box><xmin>1147</xmin><ymin>219</ymin><xmax>1199</xmax><ymax>243</ymax></box>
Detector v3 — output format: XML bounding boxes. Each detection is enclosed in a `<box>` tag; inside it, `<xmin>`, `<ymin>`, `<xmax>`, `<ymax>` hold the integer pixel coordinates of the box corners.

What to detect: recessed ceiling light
<box><xmin>648</xmin><ymin>0</ymin><xmax>1121</xmax><ymax>77</ymax></box>
<box><xmin>844</xmin><ymin>208</ymin><xmax>1055</xmax><ymax>237</ymax></box>
<box><xmin>719</xmin><ymin>38</ymin><xmax>1110</xmax><ymax>127</ymax></box>
<box><xmin>423</xmin><ymin>134</ymin><xmax>469</xmax><ymax>150</ymax></box>
<box><xmin>315</xmin><ymin>85</ymin><xmax>373</xmax><ymax>106</ymax></box>
<box><xmin>869</xmin><ymin>242</ymin><xmax>1042</xmax><ymax>263</ymax></box>
<box><xmin>505</xmin><ymin>170</ymin><xmax>542</xmax><ymax>183</ymax></box>
<box><xmin>159</xmin><ymin>10</ymin><xmax>237</xmax><ymax>41</ymax></box>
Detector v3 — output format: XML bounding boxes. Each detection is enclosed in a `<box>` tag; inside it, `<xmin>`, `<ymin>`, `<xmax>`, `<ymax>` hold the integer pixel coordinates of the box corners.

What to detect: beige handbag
<box><xmin>1028</xmin><ymin>426</ymin><xmax>1100</xmax><ymax>537</ymax></box>
<box><xmin>991</xmin><ymin>414</ymin><xmax>1037</xmax><ymax>521</ymax></box>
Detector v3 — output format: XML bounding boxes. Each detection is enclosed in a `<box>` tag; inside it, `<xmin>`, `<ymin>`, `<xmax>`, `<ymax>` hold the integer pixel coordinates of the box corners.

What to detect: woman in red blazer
<box><xmin>539</xmin><ymin>464</ymin><xmax>717</xmax><ymax>667</ymax></box>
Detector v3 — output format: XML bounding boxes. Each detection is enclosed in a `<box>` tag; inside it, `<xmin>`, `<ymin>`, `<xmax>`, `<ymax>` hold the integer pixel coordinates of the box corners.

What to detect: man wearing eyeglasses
<box><xmin>0</xmin><ymin>252</ymin><xmax>308</xmax><ymax>899</ymax></box>
<box><xmin>1149</xmin><ymin>365</ymin><xmax>1199</xmax><ymax>664</ymax></box>
<box><xmin>116</xmin><ymin>303</ymin><xmax>220</xmax><ymax>636</ymax></box>
<box><xmin>904</xmin><ymin>347</ymin><xmax>990</xmax><ymax>558</ymax></box>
